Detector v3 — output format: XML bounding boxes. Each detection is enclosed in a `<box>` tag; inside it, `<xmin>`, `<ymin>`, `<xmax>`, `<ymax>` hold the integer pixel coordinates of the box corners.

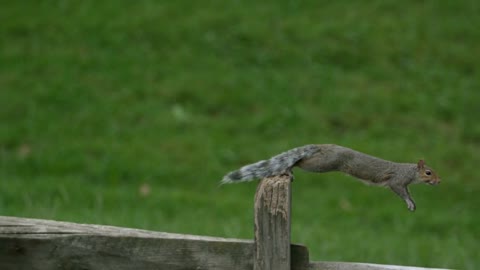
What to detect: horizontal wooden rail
<box><xmin>0</xmin><ymin>216</ymin><xmax>309</xmax><ymax>270</ymax></box>
<box><xmin>0</xmin><ymin>216</ymin><xmax>450</xmax><ymax>270</ymax></box>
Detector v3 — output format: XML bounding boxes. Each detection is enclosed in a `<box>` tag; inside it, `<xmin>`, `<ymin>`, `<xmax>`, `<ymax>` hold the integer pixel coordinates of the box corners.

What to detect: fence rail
<box><xmin>0</xmin><ymin>175</ymin><xmax>450</xmax><ymax>270</ymax></box>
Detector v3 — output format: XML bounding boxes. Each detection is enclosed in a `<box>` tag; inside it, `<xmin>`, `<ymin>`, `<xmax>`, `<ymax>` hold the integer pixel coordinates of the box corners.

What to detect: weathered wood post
<box><xmin>253</xmin><ymin>174</ymin><xmax>292</xmax><ymax>270</ymax></box>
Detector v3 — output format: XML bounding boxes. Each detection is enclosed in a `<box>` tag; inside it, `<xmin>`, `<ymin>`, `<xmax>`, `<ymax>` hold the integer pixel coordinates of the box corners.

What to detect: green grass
<box><xmin>1</xmin><ymin>1</ymin><xmax>479</xmax><ymax>269</ymax></box>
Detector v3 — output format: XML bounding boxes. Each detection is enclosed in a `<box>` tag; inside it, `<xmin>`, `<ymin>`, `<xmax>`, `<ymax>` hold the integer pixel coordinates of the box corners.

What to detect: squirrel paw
<box><xmin>407</xmin><ymin>201</ymin><xmax>416</xmax><ymax>212</ymax></box>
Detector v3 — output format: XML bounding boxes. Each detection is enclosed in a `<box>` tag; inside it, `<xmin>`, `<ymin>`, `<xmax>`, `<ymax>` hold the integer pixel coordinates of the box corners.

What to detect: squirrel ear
<box><xmin>417</xmin><ymin>159</ymin><xmax>425</xmax><ymax>169</ymax></box>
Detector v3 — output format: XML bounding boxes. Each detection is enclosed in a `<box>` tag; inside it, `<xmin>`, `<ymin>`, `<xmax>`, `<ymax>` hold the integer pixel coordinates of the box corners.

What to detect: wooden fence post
<box><xmin>254</xmin><ymin>174</ymin><xmax>292</xmax><ymax>270</ymax></box>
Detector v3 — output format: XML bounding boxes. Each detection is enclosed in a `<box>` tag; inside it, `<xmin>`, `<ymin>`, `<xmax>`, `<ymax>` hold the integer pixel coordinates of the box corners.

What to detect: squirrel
<box><xmin>221</xmin><ymin>144</ymin><xmax>440</xmax><ymax>211</ymax></box>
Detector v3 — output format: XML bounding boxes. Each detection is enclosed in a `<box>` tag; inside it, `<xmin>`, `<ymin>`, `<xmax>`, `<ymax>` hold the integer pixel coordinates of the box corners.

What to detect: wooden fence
<box><xmin>0</xmin><ymin>175</ymin><xmax>450</xmax><ymax>270</ymax></box>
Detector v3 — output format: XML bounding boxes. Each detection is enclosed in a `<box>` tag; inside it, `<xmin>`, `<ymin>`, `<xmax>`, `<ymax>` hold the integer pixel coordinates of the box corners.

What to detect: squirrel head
<box><xmin>416</xmin><ymin>160</ymin><xmax>441</xmax><ymax>185</ymax></box>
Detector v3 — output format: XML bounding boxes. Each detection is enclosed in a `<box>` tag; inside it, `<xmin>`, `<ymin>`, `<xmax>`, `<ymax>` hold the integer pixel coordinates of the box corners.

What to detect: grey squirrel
<box><xmin>221</xmin><ymin>144</ymin><xmax>440</xmax><ymax>211</ymax></box>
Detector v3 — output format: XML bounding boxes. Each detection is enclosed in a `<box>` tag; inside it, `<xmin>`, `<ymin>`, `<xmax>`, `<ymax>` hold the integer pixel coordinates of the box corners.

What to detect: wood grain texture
<box><xmin>0</xmin><ymin>216</ymin><xmax>252</xmax><ymax>270</ymax></box>
<box><xmin>254</xmin><ymin>174</ymin><xmax>292</xmax><ymax>270</ymax></box>
<box><xmin>0</xmin><ymin>216</ymin><xmax>309</xmax><ymax>270</ymax></box>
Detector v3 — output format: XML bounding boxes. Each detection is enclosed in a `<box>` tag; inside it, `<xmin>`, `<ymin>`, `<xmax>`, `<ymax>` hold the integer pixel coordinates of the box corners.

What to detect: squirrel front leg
<box><xmin>389</xmin><ymin>184</ymin><xmax>416</xmax><ymax>211</ymax></box>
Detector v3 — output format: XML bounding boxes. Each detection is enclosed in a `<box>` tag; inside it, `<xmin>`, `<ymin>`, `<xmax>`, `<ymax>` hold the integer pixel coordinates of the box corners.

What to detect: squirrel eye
<box><xmin>425</xmin><ymin>170</ymin><xmax>432</xmax><ymax>176</ymax></box>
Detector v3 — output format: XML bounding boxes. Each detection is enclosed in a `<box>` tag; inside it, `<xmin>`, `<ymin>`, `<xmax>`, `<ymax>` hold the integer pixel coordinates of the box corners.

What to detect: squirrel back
<box><xmin>221</xmin><ymin>144</ymin><xmax>440</xmax><ymax>186</ymax></box>
<box><xmin>221</xmin><ymin>144</ymin><xmax>389</xmax><ymax>184</ymax></box>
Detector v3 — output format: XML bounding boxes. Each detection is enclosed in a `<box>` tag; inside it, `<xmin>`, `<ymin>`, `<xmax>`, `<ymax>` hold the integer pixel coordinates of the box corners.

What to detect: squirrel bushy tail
<box><xmin>221</xmin><ymin>145</ymin><xmax>319</xmax><ymax>184</ymax></box>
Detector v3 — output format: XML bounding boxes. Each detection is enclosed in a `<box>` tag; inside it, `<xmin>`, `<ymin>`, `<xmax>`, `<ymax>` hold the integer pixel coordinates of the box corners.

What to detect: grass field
<box><xmin>1</xmin><ymin>1</ymin><xmax>479</xmax><ymax>269</ymax></box>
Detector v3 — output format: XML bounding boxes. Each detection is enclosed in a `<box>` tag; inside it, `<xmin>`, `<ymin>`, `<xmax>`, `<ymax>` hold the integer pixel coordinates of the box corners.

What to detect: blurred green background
<box><xmin>1</xmin><ymin>1</ymin><xmax>479</xmax><ymax>269</ymax></box>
